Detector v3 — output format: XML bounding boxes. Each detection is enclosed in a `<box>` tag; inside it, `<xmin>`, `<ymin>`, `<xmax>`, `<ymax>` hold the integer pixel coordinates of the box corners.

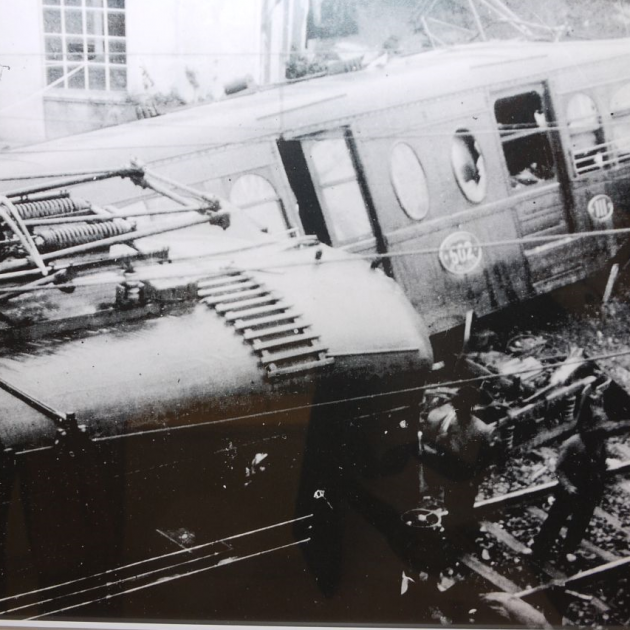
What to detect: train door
<box><xmin>277</xmin><ymin>129</ymin><xmax>389</xmax><ymax>268</ymax></box>
<box><xmin>557</xmin><ymin>79</ymin><xmax>630</xmax><ymax>268</ymax></box>
<box><xmin>493</xmin><ymin>83</ymin><xmax>577</xmax><ymax>295</ymax></box>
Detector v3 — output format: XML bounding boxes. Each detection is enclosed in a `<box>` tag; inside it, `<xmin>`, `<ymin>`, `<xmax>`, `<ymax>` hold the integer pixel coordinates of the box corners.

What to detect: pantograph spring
<box><xmin>34</xmin><ymin>219</ymin><xmax>134</xmax><ymax>252</ymax></box>
<box><xmin>12</xmin><ymin>197</ymin><xmax>91</xmax><ymax>220</ymax></box>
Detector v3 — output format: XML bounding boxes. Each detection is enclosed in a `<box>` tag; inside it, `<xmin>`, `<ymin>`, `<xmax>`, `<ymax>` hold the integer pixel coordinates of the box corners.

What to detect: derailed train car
<box><xmin>4</xmin><ymin>38</ymin><xmax>630</xmax><ymax>333</ymax></box>
<box><xmin>0</xmin><ymin>168</ymin><xmax>433</xmax><ymax>621</ymax></box>
<box><xmin>1</xmin><ymin>36</ymin><xmax>630</xmax><ymax>621</ymax></box>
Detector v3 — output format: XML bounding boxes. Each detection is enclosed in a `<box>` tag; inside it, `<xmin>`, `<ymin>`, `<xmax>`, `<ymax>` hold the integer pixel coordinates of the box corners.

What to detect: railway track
<box><xmin>419</xmin><ymin>280</ymin><xmax>630</xmax><ymax>626</ymax></box>
<box><xmin>5</xmin><ymin>284</ymin><xmax>630</xmax><ymax>624</ymax></box>
<box><xmin>434</xmin><ymin>447</ymin><xmax>630</xmax><ymax>626</ymax></box>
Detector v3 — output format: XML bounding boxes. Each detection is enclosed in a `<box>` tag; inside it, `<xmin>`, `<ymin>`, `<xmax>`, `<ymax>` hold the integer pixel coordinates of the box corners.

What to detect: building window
<box><xmin>494</xmin><ymin>90</ymin><xmax>556</xmax><ymax>189</ymax></box>
<box><xmin>451</xmin><ymin>129</ymin><xmax>487</xmax><ymax>203</ymax></box>
<box><xmin>390</xmin><ymin>143</ymin><xmax>430</xmax><ymax>220</ymax></box>
<box><xmin>611</xmin><ymin>84</ymin><xmax>630</xmax><ymax>163</ymax></box>
<box><xmin>229</xmin><ymin>174</ymin><xmax>289</xmax><ymax>235</ymax></box>
<box><xmin>567</xmin><ymin>94</ymin><xmax>606</xmax><ymax>175</ymax></box>
<box><xmin>43</xmin><ymin>0</ymin><xmax>126</xmax><ymax>91</ymax></box>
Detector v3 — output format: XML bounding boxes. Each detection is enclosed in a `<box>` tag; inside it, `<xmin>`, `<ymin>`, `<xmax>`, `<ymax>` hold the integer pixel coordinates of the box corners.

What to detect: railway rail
<box><xmin>405</xmin><ymin>279</ymin><xmax>630</xmax><ymax>627</ymax></box>
<box><xmin>430</xmin><ymin>407</ymin><xmax>630</xmax><ymax>626</ymax></box>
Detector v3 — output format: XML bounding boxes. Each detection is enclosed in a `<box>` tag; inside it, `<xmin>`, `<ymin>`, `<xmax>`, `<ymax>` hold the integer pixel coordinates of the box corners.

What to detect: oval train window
<box><xmin>229</xmin><ymin>174</ymin><xmax>288</xmax><ymax>235</ymax></box>
<box><xmin>451</xmin><ymin>129</ymin><xmax>487</xmax><ymax>204</ymax></box>
<box><xmin>390</xmin><ymin>143</ymin><xmax>430</xmax><ymax>220</ymax></box>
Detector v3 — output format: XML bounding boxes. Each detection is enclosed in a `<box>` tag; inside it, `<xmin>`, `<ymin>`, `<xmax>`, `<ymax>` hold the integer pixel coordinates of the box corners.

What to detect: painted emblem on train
<box><xmin>587</xmin><ymin>194</ymin><xmax>614</xmax><ymax>222</ymax></box>
<box><xmin>439</xmin><ymin>231</ymin><xmax>483</xmax><ymax>275</ymax></box>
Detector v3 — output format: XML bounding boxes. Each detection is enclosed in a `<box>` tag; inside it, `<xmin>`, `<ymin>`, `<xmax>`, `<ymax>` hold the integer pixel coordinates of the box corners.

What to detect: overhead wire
<box><xmin>29</xmin><ymin>538</ymin><xmax>311</xmax><ymax>620</ymax></box>
<box><xmin>0</xmin><ymin>222</ymin><xmax>629</xmax><ymax>293</ymax></box>
<box><xmin>89</xmin><ymin>346</ymin><xmax>630</xmax><ymax>444</ymax></box>
<box><xmin>3</xmin><ymin>119</ymin><xmax>630</xmax><ymax>157</ymax></box>
<box><xmin>0</xmin><ymin>514</ymin><xmax>311</xmax><ymax>615</ymax></box>
<box><xmin>0</xmin><ymin>347</ymin><xmax>625</xmax><ymax>614</ymax></box>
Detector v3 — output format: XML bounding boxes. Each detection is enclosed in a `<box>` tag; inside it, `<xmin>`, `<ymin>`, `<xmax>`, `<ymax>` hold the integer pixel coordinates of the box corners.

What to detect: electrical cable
<box><xmin>0</xmin><ymin>222</ymin><xmax>629</xmax><ymax>293</ymax></box>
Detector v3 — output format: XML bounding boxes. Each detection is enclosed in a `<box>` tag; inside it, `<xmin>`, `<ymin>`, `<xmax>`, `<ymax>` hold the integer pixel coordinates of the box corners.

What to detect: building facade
<box><xmin>0</xmin><ymin>0</ymin><xmax>309</xmax><ymax>145</ymax></box>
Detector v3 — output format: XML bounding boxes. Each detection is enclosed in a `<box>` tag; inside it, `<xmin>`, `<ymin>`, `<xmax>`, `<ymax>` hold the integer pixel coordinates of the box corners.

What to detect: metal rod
<box><xmin>427</xmin><ymin>16</ymin><xmax>475</xmax><ymax>33</ymax></box>
<box><xmin>419</xmin><ymin>0</ymin><xmax>442</xmax><ymax>20</ymax></box>
<box><xmin>466</xmin><ymin>0</ymin><xmax>487</xmax><ymax>41</ymax></box>
<box><xmin>0</xmin><ymin>373</ymin><xmax>70</xmax><ymax>425</ymax></box>
<box><xmin>0</xmin><ymin>269</ymin><xmax>69</xmax><ymax>304</ymax></box>
<box><xmin>0</xmin><ymin>197</ymin><xmax>47</xmax><ymax>275</ymax></box>
<box><xmin>603</xmin><ymin>263</ymin><xmax>620</xmax><ymax>304</ymax></box>
<box><xmin>12</xmin><ymin>190</ymin><xmax>71</xmax><ymax>204</ymax></box>
<box><xmin>4</xmin><ymin>168</ymin><xmax>142</xmax><ymax>200</ymax></box>
<box><xmin>136</xmin><ymin>176</ymin><xmax>200</xmax><ymax>208</ymax></box>
<box><xmin>39</xmin><ymin>213</ymin><xmax>225</xmax><ymax>261</ymax></box>
<box><xmin>476</xmin><ymin>0</ymin><xmax>528</xmax><ymax>36</ymax></box>
<box><xmin>0</xmin><ymin>268</ymin><xmax>51</xmax><ymax>282</ymax></box>
<box><xmin>0</xmin><ymin>211</ymin><xmax>227</xmax><ymax>275</ymax></box>
<box><xmin>476</xmin><ymin>0</ymin><xmax>532</xmax><ymax>37</ymax></box>
<box><xmin>141</xmin><ymin>166</ymin><xmax>220</xmax><ymax>207</ymax></box>
<box><xmin>0</xmin><ymin>170</ymin><xmax>121</xmax><ymax>182</ymax></box>
<box><xmin>0</xmin><ymin>246</ymin><xmax>168</xmax><ymax>285</ymax></box>
<box><xmin>421</xmin><ymin>16</ymin><xmax>445</xmax><ymax>47</ymax></box>
<box><xmin>29</xmin><ymin>212</ymin><xmax>227</xmax><ymax>272</ymax></box>
<box><xmin>23</xmin><ymin>205</ymin><xmax>208</xmax><ymax>226</ymax></box>
<box><xmin>486</xmin><ymin>0</ymin><xmax>535</xmax><ymax>33</ymax></box>
<box><xmin>515</xmin><ymin>556</ymin><xmax>630</xmax><ymax>599</ymax></box>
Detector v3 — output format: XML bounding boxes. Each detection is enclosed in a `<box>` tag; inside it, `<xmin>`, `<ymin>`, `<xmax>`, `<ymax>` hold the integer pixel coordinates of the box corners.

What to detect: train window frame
<box><xmin>390</xmin><ymin>143</ymin><xmax>430</xmax><ymax>221</ymax></box>
<box><xmin>493</xmin><ymin>89</ymin><xmax>557</xmax><ymax>191</ymax></box>
<box><xmin>228</xmin><ymin>173</ymin><xmax>290</xmax><ymax>236</ymax></box>
<box><xmin>451</xmin><ymin>129</ymin><xmax>488</xmax><ymax>204</ymax></box>
<box><xmin>611</xmin><ymin>84</ymin><xmax>630</xmax><ymax>164</ymax></box>
<box><xmin>301</xmin><ymin>133</ymin><xmax>374</xmax><ymax>246</ymax></box>
<box><xmin>566</xmin><ymin>93</ymin><xmax>607</xmax><ymax>176</ymax></box>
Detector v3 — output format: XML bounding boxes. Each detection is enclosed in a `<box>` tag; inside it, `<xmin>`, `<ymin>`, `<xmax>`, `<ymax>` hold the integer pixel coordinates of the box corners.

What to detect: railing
<box><xmin>571</xmin><ymin>135</ymin><xmax>630</xmax><ymax>176</ymax></box>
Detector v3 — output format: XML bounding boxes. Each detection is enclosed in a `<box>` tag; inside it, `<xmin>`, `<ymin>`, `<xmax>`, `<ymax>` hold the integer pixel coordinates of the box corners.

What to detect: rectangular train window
<box><xmin>494</xmin><ymin>90</ymin><xmax>557</xmax><ymax>189</ymax></box>
<box><xmin>301</xmin><ymin>134</ymin><xmax>373</xmax><ymax>245</ymax></box>
<box><xmin>567</xmin><ymin>93</ymin><xmax>607</xmax><ymax>176</ymax></box>
<box><xmin>611</xmin><ymin>84</ymin><xmax>630</xmax><ymax>164</ymax></box>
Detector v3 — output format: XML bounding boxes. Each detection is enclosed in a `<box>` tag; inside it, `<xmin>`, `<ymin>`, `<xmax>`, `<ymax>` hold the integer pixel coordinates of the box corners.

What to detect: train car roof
<box><xmin>2</xmin><ymin>38</ymin><xmax>630</xmax><ymax>180</ymax></box>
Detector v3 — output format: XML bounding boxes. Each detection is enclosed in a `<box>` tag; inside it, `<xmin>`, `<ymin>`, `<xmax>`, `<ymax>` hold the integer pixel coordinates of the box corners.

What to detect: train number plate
<box><xmin>587</xmin><ymin>194</ymin><xmax>614</xmax><ymax>222</ymax></box>
<box><xmin>439</xmin><ymin>231</ymin><xmax>483</xmax><ymax>275</ymax></box>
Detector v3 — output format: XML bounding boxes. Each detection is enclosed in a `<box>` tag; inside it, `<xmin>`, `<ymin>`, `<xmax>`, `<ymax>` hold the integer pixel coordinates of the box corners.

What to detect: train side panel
<box><xmin>553</xmin><ymin>54</ymin><xmax>630</xmax><ymax>255</ymax></box>
<box><xmin>352</xmin><ymin>93</ymin><xmax>531</xmax><ymax>332</ymax></box>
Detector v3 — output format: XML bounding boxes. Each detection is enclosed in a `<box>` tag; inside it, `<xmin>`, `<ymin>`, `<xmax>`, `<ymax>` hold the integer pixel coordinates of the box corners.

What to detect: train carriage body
<box><xmin>0</xmin><ymin>166</ymin><xmax>434</xmax><ymax>619</ymax></box>
<box><xmin>0</xmin><ymin>37</ymin><xmax>630</xmax><ymax>620</ymax></box>
<box><xmin>5</xmin><ymin>38</ymin><xmax>630</xmax><ymax>333</ymax></box>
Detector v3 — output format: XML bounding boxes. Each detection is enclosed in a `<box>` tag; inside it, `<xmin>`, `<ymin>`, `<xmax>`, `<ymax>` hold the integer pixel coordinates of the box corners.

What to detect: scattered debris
<box><xmin>245</xmin><ymin>452</ymin><xmax>268</xmax><ymax>477</ymax></box>
<box><xmin>400</xmin><ymin>571</ymin><xmax>415</xmax><ymax>595</ymax></box>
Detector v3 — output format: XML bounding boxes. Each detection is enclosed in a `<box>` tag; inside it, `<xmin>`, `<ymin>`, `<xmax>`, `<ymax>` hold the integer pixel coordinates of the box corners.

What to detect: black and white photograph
<box><xmin>1</xmin><ymin>0</ymin><xmax>630</xmax><ymax>627</ymax></box>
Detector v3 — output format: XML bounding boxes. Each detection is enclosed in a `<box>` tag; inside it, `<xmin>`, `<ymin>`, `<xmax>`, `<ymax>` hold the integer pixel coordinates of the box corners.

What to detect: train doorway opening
<box><xmin>277</xmin><ymin>130</ymin><xmax>390</xmax><ymax>273</ymax></box>
<box><xmin>277</xmin><ymin>138</ymin><xmax>332</xmax><ymax>246</ymax></box>
<box><xmin>493</xmin><ymin>83</ymin><xmax>577</xmax><ymax>295</ymax></box>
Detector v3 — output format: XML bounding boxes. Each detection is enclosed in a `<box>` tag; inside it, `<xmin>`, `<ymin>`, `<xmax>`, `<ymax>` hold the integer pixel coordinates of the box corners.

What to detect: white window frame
<box><xmin>42</xmin><ymin>0</ymin><xmax>126</xmax><ymax>92</ymax></box>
